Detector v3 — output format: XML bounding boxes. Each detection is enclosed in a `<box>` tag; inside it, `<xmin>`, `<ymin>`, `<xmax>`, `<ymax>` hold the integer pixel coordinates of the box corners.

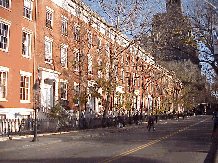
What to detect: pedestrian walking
<box><xmin>147</xmin><ymin>113</ymin><xmax>155</xmax><ymax>131</ymax></box>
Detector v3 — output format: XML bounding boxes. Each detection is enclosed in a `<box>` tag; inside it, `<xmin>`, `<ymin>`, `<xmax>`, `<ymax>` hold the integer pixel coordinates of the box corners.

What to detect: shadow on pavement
<box><xmin>0</xmin><ymin>156</ymin><xmax>169</xmax><ymax>163</ymax></box>
<box><xmin>204</xmin><ymin>138</ymin><xmax>218</xmax><ymax>163</ymax></box>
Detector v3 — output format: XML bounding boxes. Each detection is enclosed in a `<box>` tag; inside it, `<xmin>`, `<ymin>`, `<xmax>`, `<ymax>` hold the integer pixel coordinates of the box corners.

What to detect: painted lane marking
<box><xmin>99</xmin><ymin>117</ymin><xmax>210</xmax><ymax>163</ymax></box>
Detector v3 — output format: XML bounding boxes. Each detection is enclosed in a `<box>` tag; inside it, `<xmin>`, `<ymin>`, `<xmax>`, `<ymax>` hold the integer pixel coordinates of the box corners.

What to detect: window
<box><xmin>75</xmin><ymin>7</ymin><xmax>81</xmax><ymax>18</ymax></box>
<box><xmin>22</xmin><ymin>29</ymin><xmax>31</xmax><ymax>58</ymax></box>
<box><xmin>126</xmin><ymin>54</ymin><xmax>129</xmax><ymax>65</ymax></box>
<box><xmin>61</xmin><ymin>16</ymin><xmax>68</xmax><ymax>36</ymax></box>
<box><xmin>87</xmin><ymin>31</ymin><xmax>92</xmax><ymax>48</ymax></box>
<box><xmin>132</xmin><ymin>56</ymin><xmax>134</xmax><ymax>66</ymax></box>
<box><xmin>133</xmin><ymin>73</ymin><xmax>135</xmax><ymax>86</ymax></box>
<box><xmin>74</xmin><ymin>26</ymin><xmax>80</xmax><ymax>41</ymax></box>
<box><xmin>74</xmin><ymin>82</ymin><xmax>79</xmax><ymax>106</ymax></box>
<box><xmin>137</xmin><ymin>77</ymin><xmax>140</xmax><ymax>87</ymax></box>
<box><xmin>20</xmin><ymin>70</ymin><xmax>32</xmax><ymax>102</ymax></box>
<box><xmin>105</xmin><ymin>42</ymin><xmax>109</xmax><ymax>57</ymax></box>
<box><xmin>0</xmin><ymin>19</ymin><xmax>10</xmax><ymax>51</ymax></box>
<box><xmin>0</xmin><ymin>66</ymin><xmax>8</xmax><ymax>101</ymax></box>
<box><xmin>23</xmin><ymin>0</ymin><xmax>32</xmax><ymax>19</ymax></box>
<box><xmin>74</xmin><ymin>50</ymin><xmax>79</xmax><ymax>71</ymax></box>
<box><xmin>121</xmin><ymin>69</ymin><xmax>124</xmax><ymax>83</ymax></box>
<box><xmin>45</xmin><ymin>36</ymin><xmax>53</xmax><ymax>62</ymax></box>
<box><xmin>60</xmin><ymin>81</ymin><xmax>67</xmax><ymax>100</ymax></box>
<box><xmin>98</xmin><ymin>70</ymin><xmax>102</xmax><ymax>78</ymax></box>
<box><xmin>87</xmin><ymin>54</ymin><xmax>92</xmax><ymax>74</ymax></box>
<box><xmin>97</xmin><ymin>37</ymin><xmax>101</xmax><ymax>51</ymax></box>
<box><xmin>61</xmin><ymin>44</ymin><xmax>68</xmax><ymax>68</ymax></box>
<box><xmin>0</xmin><ymin>0</ymin><xmax>9</xmax><ymax>9</ymax></box>
<box><xmin>46</xmin><ymin>7</ymin><xmax>53</xmax><ymax>29</ymax></box>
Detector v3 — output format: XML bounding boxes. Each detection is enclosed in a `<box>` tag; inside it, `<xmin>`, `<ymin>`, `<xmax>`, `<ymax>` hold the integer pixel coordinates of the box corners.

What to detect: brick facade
<box><xmin>0</xmin><ymin>0</ymin><xmax>182</xmax><ymax>119</ymax></box>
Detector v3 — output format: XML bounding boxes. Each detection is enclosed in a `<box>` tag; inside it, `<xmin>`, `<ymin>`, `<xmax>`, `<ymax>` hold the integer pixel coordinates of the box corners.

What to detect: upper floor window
<box><xmin>75</xmin><ymin>7</ymin><xmax>81</xmax><ymax>18</ymax></box>
<box><xmin>60</xmin><ymin>80</ymin><xmax>67</xmax><ymax>100</ymax></box>
<box><xmin>22</xmin><ymin>28</ymin><xmax>32</xmax><ymax>58</ymax></box>
<box><xmin>97</xmin><ymin>37</ymin><xmax>101</xmax><ymax>51</ymax></box>
<box><xmin>61</xmin><ymin>16</ymin><xmax>68</xmax><ymax>36</ymax></box>
<box><xmin>105</xmin><ymin>42</ymin><xmax>109</xmax><ymax>57</ymax></box>
<box><xmin>87</xmin><ymin>54</ymin><xmax>92</xmax><ymax>74</ymax></box>
<box><xmin>87</xmin><ymin>30</ymin><xmax>92</xmax><ymax>48</ymax></box>
<box><xmin>61</xmin><ymin>44</ymin><xmax>68</xmax><ymax>68</ymax></box>
<box><xmin>74</xmin><ymin>26</ymin><xmax>80</xmax><ymax>42</ymax></box>
<box><xmin>74</xmin><ymin>50</ymin><xmax>79</xmax><ymax>71</ymax></box>
<box><xmin>44</xmin><ymin>36</ymin><xmax>53</xmax><ymax>63</ymax></box>
<box><xmin>20</xmin><ymin>70</ymin><xmax>32</xmax><ymax>102</ymax></box>
<box><xmin>0</xmin><ymin>66</ymin><xmax>9</xmax><ymax>101</ymax></box>
<box><xmin>121</xmin><ymin>69</ymin><xmax>124</xmax><ymax>83</ymax></box>
<box><xmin>46</xmin><ymin>6</ymin><xmax>54</xmax><ymax>29</ymax></box>
<box><xmin>74</xmin><ymin>82</ymin><xmax>79</xmax><ymax>106</ymax></box>
<box><xmin>0</xmin><ymin>0</ymin><xmax>10</xmax><ymax>9</ymax></box>
<box><xmin>0</xmin><ymin>19</ymin><xmax>10</xmax><ymax>52</ymax></box>
<box><xmin>23</xmin><ymin>0</ymin><xmax>32</xmax><ymax>19</ymax></box>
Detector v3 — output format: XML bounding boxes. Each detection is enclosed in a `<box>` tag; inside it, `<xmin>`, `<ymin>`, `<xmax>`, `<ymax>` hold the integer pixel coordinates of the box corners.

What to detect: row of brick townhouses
<box><xmin>0</xmin><ymin>0</ymin><xmax>182</xmax><ymax>119</ymax></box>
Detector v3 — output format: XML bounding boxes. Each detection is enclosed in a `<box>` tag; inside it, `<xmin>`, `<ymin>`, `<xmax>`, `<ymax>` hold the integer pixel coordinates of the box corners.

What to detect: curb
<box><xmin>0</xmin><ymin>117</ymin><xmax>195</xmax><ymax>142</ymax></box>
<box><xmin>0</xmin><ymin>124</ymin><xmax>147</xmax><ymax>142</ymax></box>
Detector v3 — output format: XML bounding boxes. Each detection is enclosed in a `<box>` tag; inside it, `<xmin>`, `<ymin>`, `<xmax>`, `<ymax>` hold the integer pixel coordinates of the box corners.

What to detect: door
<box><xmin>42</xmin><ymin>84</ymin><xmax>53</xmax><ymax>110</ymax></box>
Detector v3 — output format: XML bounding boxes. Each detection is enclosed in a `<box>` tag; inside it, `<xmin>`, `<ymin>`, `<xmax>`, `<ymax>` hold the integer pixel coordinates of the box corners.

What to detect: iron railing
<box><xmin>0</xmin><ymin>114</ymin><xmax>190</xmax><ymax>137</ymax></box>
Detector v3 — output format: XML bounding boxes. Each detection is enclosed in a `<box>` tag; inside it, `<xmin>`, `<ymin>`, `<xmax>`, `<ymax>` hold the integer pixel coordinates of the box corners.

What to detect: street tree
<box><xmin>83</xmin><ymin>0</ymin><xmax>161</xmax><ymax>118</ymax></box>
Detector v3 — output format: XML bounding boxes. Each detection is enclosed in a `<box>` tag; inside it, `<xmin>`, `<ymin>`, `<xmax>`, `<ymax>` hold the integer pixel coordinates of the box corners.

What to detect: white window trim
<box><xmin>61</xmin><ymin>15</ymin><xmax>68</xmax><ymax>36</ymax></box>
<box><xmin>44</xmin><ymin>36</ymin><xmax>53</xmax><ymax>64</ymax></box>
<box><xmin>74</xmin><ymin>49</ymin><xmax>80</xmax><ymax>72</ymax></box>
<box><xmin>74</xmin><ymin>82</ymin><xmax>79</xmax><ymax>106</ymax></box>
<box><xmin>20</xmin><ymin>70</ymin><xmax>32</xmax><ymax>103</ymax></box>
<box><xmin>0</xmin><ymin>66</ymin><xmax>9</xmax><ymax>101</ymax></box>
<box><xmin>0</xmin><ymin>18</ymin><xmax>11</xmax><ymax>52</ymax></box>
<box><xmin>60</xmin><ymin>79</ymin><xmax>68</xmax><ymax>100</ymax></box>
<box><xmin>0</xmin><ymin>0</ymin><xmax>11</xmax><ymax>10</ymax></box>
<box><xmin>22</xmin><ymin>27</ymin><xmax>32</xmax><ymax>59</ymax></box>
<box><xmin>87</xmin><ymin>54</ymin><xmax>92</xmax><ymax>74</ymax></box>
<box><xmin>61</xmin><ymin>43</ymin><xmax>68</xmax><ymax>68</ymax></box>
<box><xmin>46</xmin><ymin>6</ymin><xmax>54</xmax><ymax>29</ymax></box>
<box><xmin>46</xmin><ymin>6</ymin><xmax>54</xmax><ymax>13</ymax></box>
<box><xmin>23</xmin><ymin>0</ymin><xmax>33</xmax><ymax>20</ymax></box>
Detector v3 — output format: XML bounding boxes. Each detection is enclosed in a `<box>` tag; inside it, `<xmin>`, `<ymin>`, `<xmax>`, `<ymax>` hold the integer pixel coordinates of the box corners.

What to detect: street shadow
<box><xmin>0</xmin><ymin>155</ymin><xmax>169</xmax><ymax>163</ymax></box>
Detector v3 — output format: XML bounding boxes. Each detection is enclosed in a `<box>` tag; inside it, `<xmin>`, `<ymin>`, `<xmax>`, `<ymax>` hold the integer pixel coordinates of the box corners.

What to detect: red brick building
<box><xmin>0</xmin><ymin>0</ymin><xmax>182</xmax><ymax>119</ymax></box>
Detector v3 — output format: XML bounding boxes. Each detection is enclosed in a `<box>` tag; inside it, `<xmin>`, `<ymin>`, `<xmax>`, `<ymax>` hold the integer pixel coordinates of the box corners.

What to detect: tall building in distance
<box><xmin>149</xmin><ymin>0</ymin><xmax>199</xmax><ymax>65</ymax></box>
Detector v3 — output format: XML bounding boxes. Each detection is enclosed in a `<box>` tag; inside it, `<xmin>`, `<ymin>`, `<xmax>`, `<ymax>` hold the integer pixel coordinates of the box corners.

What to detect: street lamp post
<box><xmin>32</xmin><ymin>80</ymin><xmax>40</xmax><ymax>142</ymax></box>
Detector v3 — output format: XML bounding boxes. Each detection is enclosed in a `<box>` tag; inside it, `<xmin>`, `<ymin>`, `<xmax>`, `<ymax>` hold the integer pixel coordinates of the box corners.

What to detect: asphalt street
<box><xmin>0</xmin><ymin>115</ymin><xmax>216</xmax><ymax>163</ymax></box>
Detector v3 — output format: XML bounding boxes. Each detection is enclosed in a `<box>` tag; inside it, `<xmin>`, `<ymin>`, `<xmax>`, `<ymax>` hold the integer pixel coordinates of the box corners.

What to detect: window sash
<box><xmin>23</xmin><ymin>0</ymin><xmax>32</xmax><ymax>19</ymax></box>
<box><xmin>45</xmin><ymin>40</ymin><xmax>52</xmax><ymax>61</ymax></box>
<box><xmin>0</xmin><ymin>0</ymin><xmax>9</xmax><ymax>9</ymax></box>
<box><xmin>61</xmin><ymin>47</ymin><xmax>67</xmax><ymax>68</ymax></box>
<box><xmin>60</xmin><ymin>82</ymin><xmax>67</xmax><ymax>100</ymax></box>
<box><xmin>20</xmin><ymin>75</ymin><xmax>30</xmax><ymax>101</ymax></box>
<box><xmin>22</xmin><ymin>32</ymin><xmax>31</xmax><ymax>57</ymax></box>
<box><xmin>74</xmin><ymin>52</ymin><xmax>79</xmax><ymax>71</ymax></box>
<box><xmin>74</xmin><ymin>27</ymin><xmax>80</xmax><ymax>41</ymax></box>
<box><xmin>61</xmin><ymin>19</ymin><xmax>67</xmax><ymax>35</ymax></box>
<box><xmin>0</xmin><ymin>22</ymin><xmax>9</xmax><ymax>50</ymax></box>
<box><xmin>87</xmin><ymin>54</ymin><xmax>92</xmax><ymax>73</ymax></box>
<box><xmin>46</xmin><ymin>11</ymin><xmax>52</xmax><ymax>29</ymax></box>
<box><xmin>0</xmin><ymin>71</ymin><xmax>7</xmax><ymax>99</ymax></box>
<box><xmin>87</xmin><ymin>32</ymin><xmax>92</xmax><ymax>48</ymax></box>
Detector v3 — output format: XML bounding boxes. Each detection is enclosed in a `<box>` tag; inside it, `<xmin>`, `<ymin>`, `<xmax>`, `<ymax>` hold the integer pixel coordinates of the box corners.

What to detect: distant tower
<box><xmin>166</xmin><ymin>0</ymin><xmax>183</xmax><ymax>15</ymax></box>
